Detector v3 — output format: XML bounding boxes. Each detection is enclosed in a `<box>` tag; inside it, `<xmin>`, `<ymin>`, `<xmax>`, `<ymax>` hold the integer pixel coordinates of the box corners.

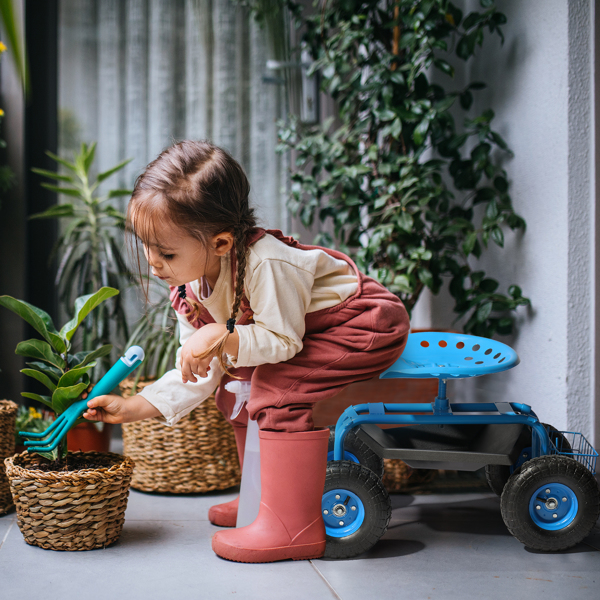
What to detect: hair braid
<box><xmin>191</xmin><ymin>219</ymin><xmax>252</xmax><ymax>377</ymax></box>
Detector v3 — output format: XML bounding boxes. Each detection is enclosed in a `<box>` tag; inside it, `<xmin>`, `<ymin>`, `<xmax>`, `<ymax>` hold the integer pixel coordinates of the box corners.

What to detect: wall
<box><xmin>419</xmin><ymin>0</ymin><xmax>597</xmax><ymax>443</ymax></box>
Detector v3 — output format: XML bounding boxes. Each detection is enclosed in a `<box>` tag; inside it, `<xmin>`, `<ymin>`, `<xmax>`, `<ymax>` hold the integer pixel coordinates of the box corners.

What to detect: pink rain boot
<box><xmin>212</xmin><ymin>428</ymin><xmax>329</xmax><ymax>563</ymax></box>
<box><xmin>208</xmin><ymin>425</ymin><xmax>247</xmax><ymax>527</ymax></box>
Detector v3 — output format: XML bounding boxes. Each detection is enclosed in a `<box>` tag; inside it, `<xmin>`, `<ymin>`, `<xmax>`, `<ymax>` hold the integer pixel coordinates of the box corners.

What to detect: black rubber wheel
<box><xmin>323</xmin><ymin>460</ymin><xmax>391</xmax><ymax>559</ymax></box>
<box><xmin>500</xmin><ymin>455</ymin><xmax>600</xmax><ymax>551</ymax></box>
<box><xmin>485</xmin><ymin>423</ymin><xmax>572</xmax><ymax>497</ymax></box>
<box><xmin>328</xmin><ymin>425</ymin><xmax>384</xmax><ymax>479</ymax></box>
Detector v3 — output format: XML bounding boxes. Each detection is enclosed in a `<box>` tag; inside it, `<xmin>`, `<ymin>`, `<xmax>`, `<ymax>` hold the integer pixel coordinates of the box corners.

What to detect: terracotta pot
<box><xmin>67</xmin><ymin>422</ymin><xmax>113</xmax><ymax>453</ymax></box>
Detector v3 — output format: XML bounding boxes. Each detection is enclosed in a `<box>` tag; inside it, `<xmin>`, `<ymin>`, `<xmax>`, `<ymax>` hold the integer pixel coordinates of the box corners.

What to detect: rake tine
<box><xmin>19</xmin><ymin>416</ymin><xmax>63</xmax><ymax>440</ymax></box>
<box><xmin>23</xmin><ymin>415</ymin><xmax>66</xmax><ymax>446</ymax></box>
<box><xmin>23</xmin><ymin>423</ymin><xmax>66</xmax><ymax>448</ymax></box>
<box><xmin>22</xmin><ymin>345</ymin><xmax>145</xmax><ymax>454</ymax></box>
<box><xmin>25</xmin><ymin>417</ymin><xmax>73</xmax><ymax>453</ymax></box>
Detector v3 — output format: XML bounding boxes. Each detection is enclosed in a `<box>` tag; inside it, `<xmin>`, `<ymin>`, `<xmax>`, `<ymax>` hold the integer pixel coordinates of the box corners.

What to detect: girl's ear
<box><xmin>212</xmin><ymin>231</ymin><xmax>234</xmax><ymax>256</ymax></box>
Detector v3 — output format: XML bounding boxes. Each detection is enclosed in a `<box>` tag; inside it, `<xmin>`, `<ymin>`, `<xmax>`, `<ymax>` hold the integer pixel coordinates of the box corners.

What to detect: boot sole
<box><xmin>212</xmin><ymin>539</ymin><xmax>326</xmax><ymax>563</ymax></box>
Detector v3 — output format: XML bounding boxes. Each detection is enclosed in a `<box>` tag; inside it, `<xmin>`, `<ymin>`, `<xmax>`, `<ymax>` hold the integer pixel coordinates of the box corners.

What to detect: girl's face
<box><xmin>138</xmin><ymin>217</ymin><xmax>233</xmax><ymax>286</ymax></box>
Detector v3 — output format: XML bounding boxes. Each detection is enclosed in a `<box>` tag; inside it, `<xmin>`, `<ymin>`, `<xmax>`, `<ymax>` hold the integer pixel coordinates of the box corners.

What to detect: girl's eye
<box><xmin>160</xmin><ymin>252</ymin><xmax>175</xmax><ymax>260</ymax></box>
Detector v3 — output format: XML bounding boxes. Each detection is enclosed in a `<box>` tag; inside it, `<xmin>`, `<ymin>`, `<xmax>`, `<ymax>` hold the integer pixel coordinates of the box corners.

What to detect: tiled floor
<box><xmin>1</xmin><ymin>447</ymin><xmax>599</xmax><ymax>600</ymax></box>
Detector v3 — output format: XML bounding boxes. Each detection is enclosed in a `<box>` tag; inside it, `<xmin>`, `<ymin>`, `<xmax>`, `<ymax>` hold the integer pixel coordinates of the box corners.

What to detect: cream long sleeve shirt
<box><xmin>138</xmin><ymin>233</ymin><xmax>358</xmax><ymax>426</ymax></box>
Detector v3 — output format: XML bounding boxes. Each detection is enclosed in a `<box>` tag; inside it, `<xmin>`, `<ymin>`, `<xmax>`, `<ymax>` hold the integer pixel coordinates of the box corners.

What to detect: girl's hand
<box><xmin>180</xmin><ymin>324</ymin><xmax>226</xmax><ymax>383</ymax></box>
<box><xmin>83</xmin><ymin>393</ymin><xmax>161</xmax><ymax>424</ymax></box>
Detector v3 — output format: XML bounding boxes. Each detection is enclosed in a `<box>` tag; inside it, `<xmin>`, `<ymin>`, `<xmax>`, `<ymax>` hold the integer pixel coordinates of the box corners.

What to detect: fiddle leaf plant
<box><xmin>123</xmin><ymin>280</ymin><xmax>179</xmax><ymax>395</ymax></box>
<box><xmin>0</xmin><ymin>286</ymin><xmax>118</xmax><ymax>460</ymax></box>
<box><xmin>30</xmin><ymin>142</ymin><xmax>133</xmax><ymax>376</ymax></box>
<box><xmin>268</xmin><ymin>0</ymin><xmax>530</xmax><ymax>337</ymax></box>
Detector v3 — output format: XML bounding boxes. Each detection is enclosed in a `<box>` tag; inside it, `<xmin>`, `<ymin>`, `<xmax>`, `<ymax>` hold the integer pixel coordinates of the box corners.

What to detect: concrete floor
<box><xmin>1</xmin><ymin>446</ymin><xmax>599</xmax><ymax>600</ymax></box>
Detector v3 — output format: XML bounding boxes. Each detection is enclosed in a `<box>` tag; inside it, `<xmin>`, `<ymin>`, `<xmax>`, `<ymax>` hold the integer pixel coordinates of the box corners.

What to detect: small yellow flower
<box><xmin>29</xmin><ymin>407</ymin><xmax>42</xmax><ymax>419</ymax></box>
<box><xmin>0</xmin><ymin>109</ymin><xmax>4</xmax><ymax>117</ymax></box>
<box><xmin>0</xmin><ymin>42</ymin><xmax>6</xmax><ymax>53</ymax></box>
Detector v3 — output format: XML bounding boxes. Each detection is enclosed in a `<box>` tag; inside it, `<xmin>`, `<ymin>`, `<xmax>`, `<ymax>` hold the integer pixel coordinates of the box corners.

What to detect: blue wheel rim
<box><xmin>327</xmin><ymin>450</ymin><xmax>359</xmax><ymax>463</ymax></box>
<box><xmin>528</xmin><ymin>483</ymin><xmax>578</xmax><ymax>531</ymax></box>
<box><xmin>322</xmin><ymin>488</ymin><xmax>365</xmax><ymax>538</ymax></box>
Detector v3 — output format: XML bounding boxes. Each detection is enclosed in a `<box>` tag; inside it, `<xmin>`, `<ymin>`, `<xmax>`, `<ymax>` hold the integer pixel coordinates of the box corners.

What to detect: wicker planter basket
<box><xmin>0</xmin><ymin>400</ymin><xmax>18</xmax><ymax>514</ymax></box>
<box><xmin>4</xmin><ymin>451</ymin><xmax>134</xmax><ymax>551</ymax></box>
<box><xmin>120</xmin><ymin>378</ymin><xmax>241</xmax><ymax>493</ymax></box>
<box><xmin>383</xmin><ymin>458</ymin><xmax>437</xmax><ymax>493</ymax></box>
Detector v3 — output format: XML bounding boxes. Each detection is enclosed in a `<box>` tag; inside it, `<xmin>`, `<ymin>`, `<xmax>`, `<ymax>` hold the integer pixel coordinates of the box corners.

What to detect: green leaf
<box><xmin>96</xmin><ymin>158</ymin><xmax>133</xmax><ymax>183</ymax></box>
<box><xmin>83</xmin><ymin>141</ymin><xmax>97</xmax><ymax>174</ymax></box>
<box><xmin>491</xmin><ymin>226</ymin><xmax>504</xmax><ymax>247</ymax></box>
<box><xmin>107</xmin><ymin>189</ymin><xmax>133</xmax><ymax>199</ymax></box>
<box><xmin>479</xmin><ymin>279</ymin><xmax>499</xmax><ymax>293</ymax></box>
<box><xmin>463</xmin><ymin>231</ymin><xmax>478</xmax><ymax>255</ymax></box>
<box><xmin>397</xmin><ymin>211</ymin><xmax>414</xmax><ymax>232</ymax></box>
<box><xmin>460</xmin><ymin>90</ymin><xmax>473</xmax><ymax>110</ymax></box>
<box><xmin>31</xmin><ymin>167</ymin><xmax>75</xmax><ymax>183</ymax></box>
<box><xmin>391</xmin><ymin>274</ymin><xmax>412</xmax><ymax>294</ymax></box>
<box><xmin>45</xmin><ymin>150</ymin><xmax>77</xmax><ymax>172</ymax></box>
<box><xmin>412</xmin><ymin>118</ymin><xmax>431</xmax><ymax>146</ymax></box>
<box><xmin>28</xmin><ymin>204</ymin><xmax>76</xmax><ymax>220</ymax></box>
<box><xmin>57</xmin><ymin>364</ymin><xmax>96</xmax><ymax>389</ymax></box>
<box><xmin>476</xmin><ymin>301</ymin><xmax>493</xmax><ymax>323</ymax></box>
<box><xmin>40</xmin><ymin>183</ymin><xmax>83</xmax><ymax>198</ymax></box>
<box><xmin>485</xmin><ymin>200</ymin><xmax>499</xmax><ymax>220</ymax></box>
<box><xmin>0</xmin><ymin>296</ymin><xmax>66</xmax><ymax>352</ymax></box>
<box><xmin>433</xmin><ymin>58</ymin><xmax>454</xmax><ymax>77</ymax></box>
<box><xmin>20</xmin><ymin>392</ymin><xmax>54</xmax><ymax>411</ymax></box>
<box><xmin>59</xmin><ymin>287</ymin><xmax>119</xmax><ymax>341</ymax></box>
<box><xmin>21</xmin><ymin>368</ymin><xmax>57</xmax><ymax>392</ymax></box>
<box><xmin>493</xmin><ymin>176</ymin><xmax>508</xmax><ymax>192</ymax></box>
<box><xmin>70</xmin><ymin>344</ymin><xmax>113</xmax><ymax>369</ymax></box>
<box><xmin>52</xmin><ymin>383</ymin><xmax>89</xmax><ymax>415</ymax></box>
<box><xmin>490</xmin><ymin>131</ymin><xmax>509</xmax><ymax>151</ymax></box>
<box><xmin>15</xmin><ymin>339</ymin><xmax>66</xmax><ymax>370</ymax></box>
<box><xmin>26</xmin><ymin>361</ymin><xmax>62</xmax><ymax>382</ymax></box>
<box><xmin>418</xmin><ymin>267</ymin><xmax>434</xmax><ymax>288</ymax></box>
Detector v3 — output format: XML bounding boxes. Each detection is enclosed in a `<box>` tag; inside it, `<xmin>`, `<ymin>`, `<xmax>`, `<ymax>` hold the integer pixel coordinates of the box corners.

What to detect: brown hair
<box><xmin>127</xmin><ymin>139</ymin><xmax>258</xmax><ymax>374</ymax></box>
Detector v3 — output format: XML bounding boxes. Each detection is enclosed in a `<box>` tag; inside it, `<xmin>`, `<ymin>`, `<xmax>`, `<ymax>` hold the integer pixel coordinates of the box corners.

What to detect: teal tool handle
<box><xmin>87</xmin><ymin>345</ymin><xmax>145</xmax><ymax>400</ymax></box>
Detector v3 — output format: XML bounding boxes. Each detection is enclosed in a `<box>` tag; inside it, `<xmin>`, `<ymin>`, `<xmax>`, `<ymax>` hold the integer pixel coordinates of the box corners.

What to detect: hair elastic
<box><xmin>178</xmin><ymin>284</ymin><xmax>187</xmax><ymax>299</ymax></box>
<box><xmin>226</xmin><ymin>318</ymin><xmax>236</xmax><ymax>334</ymax></box>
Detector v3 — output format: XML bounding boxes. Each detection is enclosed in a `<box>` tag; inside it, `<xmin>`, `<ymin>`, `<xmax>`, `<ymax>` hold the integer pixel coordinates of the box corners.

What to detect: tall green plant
<box><xmin>30</xmin><ymin>143</ymin><xmax>133</xmax><ymax>376</ymax></box>
<box><xmin>0</xmin><ymin>287</ymin><xmax>118</xmax><ymax>460</ymax></box>
<box><xmin>124</xmin><ymin>281</ymin><xmax>180</xmax><ymax>393</ymax></box>
<box><xmin>268</xmin><ymin>0</ymin><xmax>529</xmax><ymax>337</ymax></box>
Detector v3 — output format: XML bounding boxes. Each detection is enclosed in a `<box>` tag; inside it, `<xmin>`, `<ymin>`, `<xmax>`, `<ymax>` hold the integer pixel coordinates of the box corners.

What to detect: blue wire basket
<box><xmin>548</xmin><ymin>431</ymin><xmax>598</xmax><ymax>475</ymax></box>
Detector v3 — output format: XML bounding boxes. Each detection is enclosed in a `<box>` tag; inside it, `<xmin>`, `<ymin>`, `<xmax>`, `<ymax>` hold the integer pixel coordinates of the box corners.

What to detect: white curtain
<box><xmin>58</xmin><ymin>0</ymin><xmax>290</xmax><ymax>231</ymax></box>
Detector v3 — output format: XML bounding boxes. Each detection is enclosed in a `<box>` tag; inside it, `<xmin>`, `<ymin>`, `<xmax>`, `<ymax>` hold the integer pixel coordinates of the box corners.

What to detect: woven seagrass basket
<box><xmin>4</xmin><ymin>451</ymin><xmax>134</xmax><ymax>550</ymax></box>
<box><xmin>0</xmin><ymin>400</ymin><xmax>18</xmax><ymax>514</ymax></box>
<box><xmin>119</xmin><ymin>378</ymin><xmax>241</xmax><ymax>493</ymax></box>
<box><xmin>382</xmin><ymin>458</ymin><xmax>437</xmax><ymax>493</ymax></box>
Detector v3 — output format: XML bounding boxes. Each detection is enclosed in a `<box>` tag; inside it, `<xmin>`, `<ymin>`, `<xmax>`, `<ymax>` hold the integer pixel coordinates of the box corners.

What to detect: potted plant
<box><xmin>0</xmin><ymin>287</ymin><xmax>135</xmax><ymax>551</ymax></box>
<box><xmin>118</xmin><ymin>283</ymin><xmax>241</xmax><ymax>494</ymax></box>
<box><xmin>30</xmin><ymin>142</ymin><xmax>133</xmax><ymax>451</ymax></box>
<box><xmin>243</xmin><ymin>0</ymin><xmax>530</xmax><ymax>491</ymax></box>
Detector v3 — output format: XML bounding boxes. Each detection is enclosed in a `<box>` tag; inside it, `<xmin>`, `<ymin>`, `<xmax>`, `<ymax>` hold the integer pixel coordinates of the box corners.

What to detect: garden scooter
<box><xmin>323</xmin><ymin>332</ymin><xmax>600</xmax><ymax>558</ymax></box>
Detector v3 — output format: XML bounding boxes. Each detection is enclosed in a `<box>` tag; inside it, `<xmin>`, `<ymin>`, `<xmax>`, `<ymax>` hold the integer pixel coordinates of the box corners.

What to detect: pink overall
<box><xmin>170</xmin><ymin>229</ymin><xmax>410</xmax><ymax>433</ymax></box>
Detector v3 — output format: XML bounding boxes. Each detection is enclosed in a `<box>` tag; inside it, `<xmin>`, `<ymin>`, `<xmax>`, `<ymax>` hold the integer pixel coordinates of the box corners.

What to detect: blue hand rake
<box><xmin>20</xmin><ymin>346</ymin><xmax>145</xmax><ymax>453</ymax></box>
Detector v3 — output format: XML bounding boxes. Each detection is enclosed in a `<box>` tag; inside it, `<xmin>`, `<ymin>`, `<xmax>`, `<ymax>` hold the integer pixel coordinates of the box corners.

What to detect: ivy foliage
<box><xmin>267</xmin><ymin>0</ymin><xmax>530</xmax><ymax>337</ymax></box>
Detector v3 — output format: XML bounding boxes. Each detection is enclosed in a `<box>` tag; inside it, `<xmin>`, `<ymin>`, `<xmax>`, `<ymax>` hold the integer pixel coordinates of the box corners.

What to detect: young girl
<box><xmin>83</xmin><ymin>140</ymin><xmax>410</xmax><ymax>564</ymax></box>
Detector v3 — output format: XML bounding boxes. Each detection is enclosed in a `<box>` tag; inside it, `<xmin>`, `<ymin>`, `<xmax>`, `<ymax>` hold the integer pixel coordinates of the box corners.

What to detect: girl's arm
<box><xmin>83</xmin><ymin>393</ymin><xmax>161</xmax><ymax>424</ymax></box>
